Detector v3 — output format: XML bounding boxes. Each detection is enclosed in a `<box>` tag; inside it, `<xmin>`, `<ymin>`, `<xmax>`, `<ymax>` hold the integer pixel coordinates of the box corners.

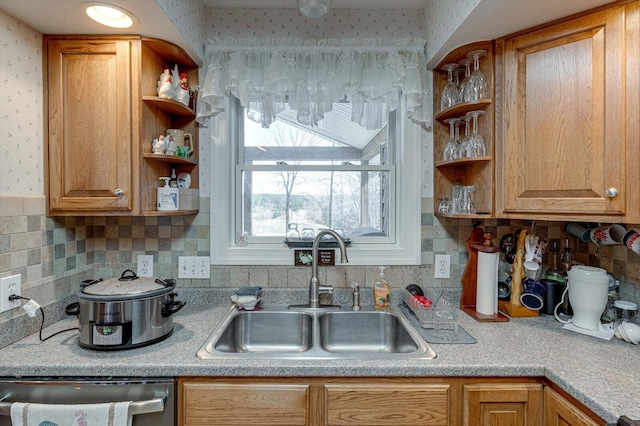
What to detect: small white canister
<box><xmin>158</xmin><ymin>177</ymin><xmax>179</xmax><ymax>211</ymax></box>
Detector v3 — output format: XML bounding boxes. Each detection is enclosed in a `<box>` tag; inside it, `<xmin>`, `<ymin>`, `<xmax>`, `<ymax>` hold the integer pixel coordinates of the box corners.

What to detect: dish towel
<box><xmin>10</xmin><ymin>401</ymin><xmax>132</xmax><ymax>426</ymax></box>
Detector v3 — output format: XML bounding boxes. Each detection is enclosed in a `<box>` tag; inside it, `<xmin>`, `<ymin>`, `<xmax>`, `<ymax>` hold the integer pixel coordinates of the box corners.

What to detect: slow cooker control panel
<box><xmin>92</xmin><ymin>322</ymin><xmax>132</xmax><ymax>346</ymax></box>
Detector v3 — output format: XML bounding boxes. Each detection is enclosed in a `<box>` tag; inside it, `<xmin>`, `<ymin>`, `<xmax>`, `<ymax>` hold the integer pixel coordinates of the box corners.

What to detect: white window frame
<box><xmin>210</xmin><ymin>96</ymin><xmax>421</xmax><ymax>266</ymax></box>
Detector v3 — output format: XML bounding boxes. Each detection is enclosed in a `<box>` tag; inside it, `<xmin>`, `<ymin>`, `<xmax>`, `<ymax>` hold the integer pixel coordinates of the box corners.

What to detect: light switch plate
<box><xmin>0</xmin><ymin>274</ymin><xmax>22</xmax><ymax>313</ymax></box>
<box><xmin>178</xmin><ymin>256</ymin><xmax>211</xmax><ymax>279</ymax></box>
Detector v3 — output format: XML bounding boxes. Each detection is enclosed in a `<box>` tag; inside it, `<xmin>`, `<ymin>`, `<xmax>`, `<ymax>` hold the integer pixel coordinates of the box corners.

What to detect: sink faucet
<box><xmin>290</xmin><ymin>229</ymin><xmax>349</xmax><ymax>311</ymax></box>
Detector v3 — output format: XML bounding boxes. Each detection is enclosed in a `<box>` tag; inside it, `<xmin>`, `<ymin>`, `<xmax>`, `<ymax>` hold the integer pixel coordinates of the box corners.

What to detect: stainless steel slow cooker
<box><xmin>65</xmin><ymin>270</ymin><xmax>185</xmax><ymax>350</ymax></box>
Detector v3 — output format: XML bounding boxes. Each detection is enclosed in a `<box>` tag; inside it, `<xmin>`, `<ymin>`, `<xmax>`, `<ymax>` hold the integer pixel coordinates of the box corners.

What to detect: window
<box><xmin>210</xmin><ymin>95</ymin><xmax>421</xmax><ymax>265</ymax></box>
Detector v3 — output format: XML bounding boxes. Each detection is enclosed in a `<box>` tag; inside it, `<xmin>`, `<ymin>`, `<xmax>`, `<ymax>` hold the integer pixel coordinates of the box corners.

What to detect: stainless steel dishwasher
<box><xmin>0</xmin><ymin>377</ymin><xmax>174</xmax><ymax>426</ymax></box>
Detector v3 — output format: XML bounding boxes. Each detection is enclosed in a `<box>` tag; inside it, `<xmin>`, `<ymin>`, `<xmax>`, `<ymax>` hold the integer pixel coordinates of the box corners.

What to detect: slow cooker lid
<box><xmin>81</xmin><ymin>270</ymin><xmax>175</xmax><ymax>296</ymax></box>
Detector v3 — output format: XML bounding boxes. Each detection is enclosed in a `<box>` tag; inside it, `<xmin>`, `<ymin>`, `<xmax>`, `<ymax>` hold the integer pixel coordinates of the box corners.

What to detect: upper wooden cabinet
<box><xmin>494</xmin><ymin>1</ymin><xmax>639</xmax><ymax>222</ymax></box>
<box><xmin>44</xmin><ymin>35</ymin><xmax>199</xmax><ymax>216</ymax></box>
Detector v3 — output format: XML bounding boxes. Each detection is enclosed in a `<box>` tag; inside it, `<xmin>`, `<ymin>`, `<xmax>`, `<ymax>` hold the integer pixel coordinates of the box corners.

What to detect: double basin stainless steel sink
<box><xmin>197</xmin><ymin>305</ymin><xmax>436</xmax><ymax>360</ymax></box>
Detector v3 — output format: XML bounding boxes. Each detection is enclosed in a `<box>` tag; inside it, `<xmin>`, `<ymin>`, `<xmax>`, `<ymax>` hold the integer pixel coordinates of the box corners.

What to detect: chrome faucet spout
<box><xmin>291</xmin><ymin>229</ymin><xmax>348</xmax><ymax>311</ymax></box>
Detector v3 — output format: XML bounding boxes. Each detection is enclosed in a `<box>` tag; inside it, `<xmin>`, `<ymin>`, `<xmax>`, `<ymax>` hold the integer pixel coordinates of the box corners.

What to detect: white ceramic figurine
<box><xmin>157</xmin><ymin>69</ymin><xmax>175</xmax><ymax>100</ymax></box>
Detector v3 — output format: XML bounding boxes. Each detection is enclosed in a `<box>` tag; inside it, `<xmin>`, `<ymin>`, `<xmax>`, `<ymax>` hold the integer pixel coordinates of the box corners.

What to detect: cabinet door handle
<box><xmin>606</xmin><ymin>188</ymin><xmax>618</xmax><ymax>198</ymax></box>
<box><xmin>115</xmin><ymin>188</ymin><xmax>125</xmax><ymax>197</ymax></box>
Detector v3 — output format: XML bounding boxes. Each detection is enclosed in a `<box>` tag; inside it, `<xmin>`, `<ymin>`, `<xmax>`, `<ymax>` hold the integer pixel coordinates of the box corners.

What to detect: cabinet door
<box><xmin>179</xmin><ymin>381</ymin><xmax>310</xmax><ymax>425</ymax></box>
<box><xmin>463</xmin><ymin>383</ymin><xmax>543</xmax><ymax>426</ymax></box>
<box><xmin>544</xmin><ymin>387</ymin><xmax>601</xmax><ymax>426</ymax></box>
<box><xmin>46</xmin><ymin>38</ymin><xmax>136</xmax><ymax>214</ymax></box>
<box><xmin>325</xmin><ymin>382</ymin><xmax>450</xmax><ymax>425</ymax></box>
<box><xmin>497</xmin><ymin>6</ymin><xmax>626</xmax><ymax>219</ymax></box>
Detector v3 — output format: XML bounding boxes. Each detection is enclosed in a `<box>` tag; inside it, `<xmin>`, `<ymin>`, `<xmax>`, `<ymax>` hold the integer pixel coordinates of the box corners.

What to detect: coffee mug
<box><xmin>589</xmin><ymin>224</ymin><xmax>626</xmax><ymax>245</ymax></box>
<box><xmin>566</xmin><ymin>223</ymin><xmax>592</xmax><ymax>242</ymax></box>
<box><xmin>623</xmin><ymin>229</ymin><xmax>640</xmax><ymax>254</ymax></box>
<box><xmin>524</xmin><ymin>260</ymin><xmax>541</xmax><ymax>281</ymax></box>
<box><xmin>520</xmin><ymin>279</ymin><xmax>546</xmax><ymax>311</ymax></box>
<box><xmin>166</xmin><ymin>129</ymin><xmax>193</xmax><ymax>157</ymax></box>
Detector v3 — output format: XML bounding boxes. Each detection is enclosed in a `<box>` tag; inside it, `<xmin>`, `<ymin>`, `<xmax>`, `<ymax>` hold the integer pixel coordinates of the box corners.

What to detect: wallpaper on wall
<box><xmin>0</xmin><ymin>9</ymin><xmax>43</xmax><ymax>196</ymax></box>
<box><xmin>156</xmin><ymin>0</ymin><xmax>208</xmax><ymax>59</ymax></box>
<box><xmin>205</xmin><ymin>8</ymin><xmax>425</xmax><ymax>39</ymax></box>
<box><xmin>423</xmin><ymin>0</ymin><xmax>481</xmax><ymax>62</ymax></box>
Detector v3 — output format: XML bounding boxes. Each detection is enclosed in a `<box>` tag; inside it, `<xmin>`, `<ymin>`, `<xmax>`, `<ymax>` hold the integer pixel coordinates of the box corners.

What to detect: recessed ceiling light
<box><xmin>85</xmin><ymin>3</ymin><xmax>135</xmax><ymax>28</ymax></box>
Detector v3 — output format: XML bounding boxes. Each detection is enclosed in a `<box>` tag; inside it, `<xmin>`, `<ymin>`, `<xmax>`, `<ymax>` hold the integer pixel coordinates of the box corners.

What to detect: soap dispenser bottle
<box><xmin>373</xmin><ymin>266</ymin><xmax>390</xmax><ymax>310</ymax></box>
<box><xmin>157</xmin><ymin>177</ymin><xmax>179</xmax><ymax>211</ymax></box>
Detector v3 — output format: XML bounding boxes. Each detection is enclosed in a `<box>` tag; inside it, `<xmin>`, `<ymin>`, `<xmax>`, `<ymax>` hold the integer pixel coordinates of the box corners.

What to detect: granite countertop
<box><xmin>0</xmin><ymin>288</ymin><xmax>638</xmax><ymax>423</ymax></box>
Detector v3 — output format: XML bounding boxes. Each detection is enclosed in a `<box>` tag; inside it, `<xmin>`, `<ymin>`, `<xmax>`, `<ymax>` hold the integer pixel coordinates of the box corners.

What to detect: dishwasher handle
<box><xmin>0</xmin><ymin>392</ymin><xmax>166</xmax><ymax>417</ymax></box>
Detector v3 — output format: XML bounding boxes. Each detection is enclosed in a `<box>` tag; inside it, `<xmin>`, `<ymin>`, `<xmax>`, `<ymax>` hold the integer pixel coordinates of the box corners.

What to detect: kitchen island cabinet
<box><xmin>44</xmin><ymin>35</ymin><xmax>199</xmax><ymax>216</ymax></box>
<box><xmin>494</xmin><ymin>1</ymin><xmax>639</xmax><ymax>223</ymax></box>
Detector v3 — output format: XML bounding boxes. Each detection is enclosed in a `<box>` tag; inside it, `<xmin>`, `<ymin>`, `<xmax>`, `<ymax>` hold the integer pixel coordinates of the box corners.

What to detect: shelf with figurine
<box><xmin>143</xmin><ymin>65</ymin><xmax>196</xmax><ymax>116</ymax></box>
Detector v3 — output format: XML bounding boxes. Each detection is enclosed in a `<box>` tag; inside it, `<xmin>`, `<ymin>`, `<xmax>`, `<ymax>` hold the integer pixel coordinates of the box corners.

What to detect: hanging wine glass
<box><xmin>453</xmin><ymin>118</ymin><xmax>463</xmax><ymax>159</ymax></box>
<box><xmin>457</xmin><ymin>58</ymin><xmax>471</xmax><ymax>104</ymax></box>
<box><xmin>443</xmin><ymin>118</ymin><xmax>459</xmax><ymax>162</ymax></box>
<box><xmin>468</xmin><ymin>110</ymin><xmax>486</xmax><ymax>157</ymax></box>
<box><xmin>440</xmin><ymin>63</ymin><xmax>459</xmax><ymax>112</ymax></box>
<box><xmin>459</xmin><ymin>114</ymin><xmax>472</xmax><ymax>158</ymax></box>
<box><xmin>463</xmin><ymin>50</ymin><xmax>488</xmax><ymax>102</ymax></box>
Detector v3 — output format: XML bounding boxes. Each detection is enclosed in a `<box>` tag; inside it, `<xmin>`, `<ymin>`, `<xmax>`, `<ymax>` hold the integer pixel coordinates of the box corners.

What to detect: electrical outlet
<box><xmin>0</xmin><ymin>274</ymin><xmax>22</xmax><ymax>313</ymax></box>
<box><xmin>178</xmin><ymin>256</ymin><xmax>211</xmax><ymax>279</ymax></box>
<box><xmin>435</xmin><ymin>255</ymin><xmax>451</xmax><ymax>279</ymax></box>
<box><xmin>137</xmin><ymin>255</ymin><xmax>154</xmax><ymax>277</ymax></box>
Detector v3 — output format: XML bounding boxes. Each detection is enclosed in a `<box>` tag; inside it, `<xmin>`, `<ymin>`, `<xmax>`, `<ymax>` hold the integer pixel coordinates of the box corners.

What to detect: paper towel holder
<box><xmin>460</xmin><ymin>227</ymin><xmax>510</xmax><ymax>322</ymax></box>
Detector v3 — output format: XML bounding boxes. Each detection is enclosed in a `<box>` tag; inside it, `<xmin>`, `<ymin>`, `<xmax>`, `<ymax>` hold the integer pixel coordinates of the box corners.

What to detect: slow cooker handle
<box><xmin>119</xmin><ymin>269</ymin><xmax>139</xmax><ymax>281</ymax></box>
<box><xmin>65</xmin><ymin>301</ymin><xmax>80</xmax><ymax>316</ymax></box>
<box><xmin>161</xmin><ymin>294</ymin><xmax>186</xmax><ymax>318</ymax></box>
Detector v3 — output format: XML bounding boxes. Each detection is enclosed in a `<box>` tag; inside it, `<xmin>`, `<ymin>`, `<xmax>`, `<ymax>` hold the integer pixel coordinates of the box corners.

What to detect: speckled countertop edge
<box><xmin>0</xmin><ymin>288</ymin><xmax>638</xmax><ymax>423</ymax></box>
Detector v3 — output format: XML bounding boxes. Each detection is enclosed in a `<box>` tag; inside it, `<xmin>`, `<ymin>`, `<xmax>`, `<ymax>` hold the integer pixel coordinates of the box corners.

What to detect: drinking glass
<box><xmin>468</xmin><ymin>110</ymin><xmax>486</xmax><ymax>157</ymax></box>
<box><xmin>463</xmin><ymin>50</ymin><xmax>488</xmax><ymax>102</ymax></box>
<box><xmin>434</xmin><ymin>299</ymin><xmax>459</xmax><ymax>341</ymax></box>
<box><xmin>440</xmin><ymin>63</ymin><xmax>459</xmax><ymax>112</ymax></box>
<box><xmin>438</xmin><ymin>197</ymin><xmax>451</xmax><ymax>214</ymax></box>
<box><xmin>461</xmin><ymin>185</ymin><xmax>476</xmax><ymax>214</ymax></box>
<box><xmin>301</xmin><ymin>228</ymin><xmax>315</xmax><ymax>241</ymax></box>
<box><xmin>286</xmin><ymin>223</ymin><xmax>300</xmax><ymax>240</ymax></box>
<box><xmin>459</xmin><ymin>114</ymin><xmax>472</xmax><ymax>158</ymax></box>
<box><xmin>457</xmin><ymin>58</ymin><xmax>471</xmax><ymax>104</ymax></box>
<box><xmin>443</xmin><ymin>118</ymin><xmax>459</xmax><ymax>162</ymax></box>
<box><xmin>450</xmin><ymin>184</ymin><xmax>463</xmax><ymax>214</ymax></box>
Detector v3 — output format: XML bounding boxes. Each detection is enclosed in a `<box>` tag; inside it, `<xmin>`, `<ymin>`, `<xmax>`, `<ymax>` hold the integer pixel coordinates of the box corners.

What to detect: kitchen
<box><xmin>0</xmin><ymin>0</ymin><xmax>639</xmax><ymax>425</ymax></box>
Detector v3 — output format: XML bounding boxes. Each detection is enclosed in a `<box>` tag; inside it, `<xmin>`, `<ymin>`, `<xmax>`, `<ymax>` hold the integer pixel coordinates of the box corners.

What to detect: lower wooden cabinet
<box><xmin>463</xmin><ymin>383</ymin><xmax>543</xmax><ymax>426</ymax></box>
<box><xmin>178</xmin><ymin>377</ymin><xmax>604</xmax><ymax>426</ymax></box>
<box><xmin>544</xmin><ymin>387</ymin><xmax>602</xmax><ymax>426</ymax></box>
<box><xmin>325</xmin><ymin>381</ymin><xmax>450</xmax><ymax>425</ymax></box>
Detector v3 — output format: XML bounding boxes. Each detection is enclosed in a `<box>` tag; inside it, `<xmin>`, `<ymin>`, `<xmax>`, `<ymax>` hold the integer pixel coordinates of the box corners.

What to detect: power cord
<box><xmin>9</xmin><ymin>295</ymin><xmax>79</xmax><ymax>342</ymax></box>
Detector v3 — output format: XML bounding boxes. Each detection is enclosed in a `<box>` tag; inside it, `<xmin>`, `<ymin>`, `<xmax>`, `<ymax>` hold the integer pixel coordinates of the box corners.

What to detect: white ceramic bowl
<box><xmin>231</xmin><ymin>294</ymin><xmax>261</xmax><ymax>310</ymax></box>
<box><xmin>618</xmin><ymin>321</ymin><xmax>640</xmax><ymax>344</ymax></box>
<box><xmin>237</xmin><ymin>298</ymin><xmax>261</xmax><ymax>310</ymax></box>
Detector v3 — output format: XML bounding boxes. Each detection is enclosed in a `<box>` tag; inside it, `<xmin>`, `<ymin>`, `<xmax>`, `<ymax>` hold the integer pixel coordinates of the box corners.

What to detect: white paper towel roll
<box><xmin>476</xmin><ymin>251</ymin><xmax>499</xmax><ymax>315</ymax></box>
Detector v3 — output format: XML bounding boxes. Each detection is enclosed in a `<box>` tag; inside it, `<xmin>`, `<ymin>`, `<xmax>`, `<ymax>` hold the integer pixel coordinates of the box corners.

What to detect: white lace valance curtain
<box><xmin>196</xmin><ymin>37</ymin><xmax>431</xmax><ymax>130</ymax></box>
